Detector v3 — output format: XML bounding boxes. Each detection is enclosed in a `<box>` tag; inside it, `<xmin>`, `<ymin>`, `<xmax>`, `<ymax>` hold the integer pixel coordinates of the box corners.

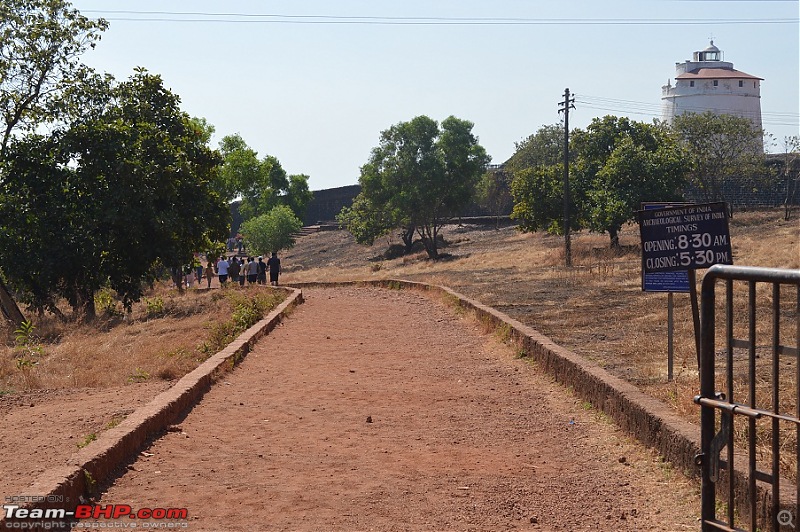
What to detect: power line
<box><xmin>575</xmin><ymin>94</ymin><xmax>800</xmax><ymax>127</ymax></box>
<box><xmin>80</xmin><ymin>10</ymin><xmax>797</xmax><ymax>25</ymax></box>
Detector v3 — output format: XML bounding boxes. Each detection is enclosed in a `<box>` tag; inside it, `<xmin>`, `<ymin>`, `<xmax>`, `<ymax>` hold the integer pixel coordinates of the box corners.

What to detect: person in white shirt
<box><xmin>216</xmin><ymin>256</ymin><xmax>229</xmax><ymax>284</ymax></box>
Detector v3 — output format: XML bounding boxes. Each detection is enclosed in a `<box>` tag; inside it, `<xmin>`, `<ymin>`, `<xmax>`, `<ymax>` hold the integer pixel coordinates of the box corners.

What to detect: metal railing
<box><xmin>696</xmin><ymin>264</ymin><xmax>800</xmax><ymax>531</ymax></box>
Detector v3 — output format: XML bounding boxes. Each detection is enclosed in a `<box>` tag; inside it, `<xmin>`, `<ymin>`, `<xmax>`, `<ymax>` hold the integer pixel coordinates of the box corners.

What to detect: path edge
<box><xmin>4</xmin><ymin>286</ymin><xmax>303</xmax><ymax>521</ymax></box>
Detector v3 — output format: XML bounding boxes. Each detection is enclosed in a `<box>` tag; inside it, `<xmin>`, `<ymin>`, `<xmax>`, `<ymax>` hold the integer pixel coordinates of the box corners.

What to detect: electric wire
<box><xmin>79</xmin><ymin>10</ymin><xmax>797</xmax><ymax>26</ymax></box>
<box><xmin>575</xmin><ymin>95</ymin><xmax>799</xmax><ymax>127</ymax></box>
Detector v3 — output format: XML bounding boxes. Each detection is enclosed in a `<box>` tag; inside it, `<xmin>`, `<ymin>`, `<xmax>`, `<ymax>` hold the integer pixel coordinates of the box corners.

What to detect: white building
<box><xmin>661</xmin><ymin>41</ymin><xmax>762</xmax><ymax>130</ymax></box>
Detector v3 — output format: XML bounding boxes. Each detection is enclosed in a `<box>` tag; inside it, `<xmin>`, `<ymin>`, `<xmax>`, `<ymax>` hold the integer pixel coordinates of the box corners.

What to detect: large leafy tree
<box><xmin>0</xmin><ymin>0</ymin><xmax>108</xmax><ymax>155</ymax></box>
<box><xmin>510</xmin><ymin>117</ymin><xmax>689</xmax><ymax>248</ymax></box>
<box><xmin>240</xmin><ymin>205</ymin><xmax>303</xmax><ymax>256</ymax></box>
<box><xmin>0</xmin><ymin>0</ymin><xmax>107</xmax><ymax>324</ymax></box>
<box><xmin>505</xmin><ymin>123</ymin><xmax>564</xmax><ymax>174</ymax></box>
<box><xmin>218</xmin><ymin>133</ymin><xmax>312</xmax><ymax>221</ymax></box>
<box><xmin>671</xmin><ymin>111</ymin><xmax>765</xmax><ymax>205</ymax></box>
<box><xmin>511</xmin><ymin>163</ymin><xmax>582</xmax><ymax>234</ymax></box>
<box><xmin>0</xmin><ymin>70</ymin><xmax>230</xmax><ymax>319</ymax></box>
<box><xmin>508</xmin><ymin>123</ymin><xmax>584</xmax><ymax>234</ymax></box>
<box><xmin>573</xmin><ymin>116</ymin><xmax>690</xmax><ymax>247</ymax></box>
<box><xmin>340</xmin><ymin>115</ymin><xmax>490</xmax><ymax>259</ymax></box>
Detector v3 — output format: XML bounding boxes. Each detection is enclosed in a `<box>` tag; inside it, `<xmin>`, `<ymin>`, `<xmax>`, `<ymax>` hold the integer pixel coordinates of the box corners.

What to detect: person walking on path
<box><xmin>229</xmin><ymin>256</ymin><xmax>240</xmax><ymax>285</ymax></box>
<box><xmin>216</xmin><ymin>256</ymin><xmax>229</xmax><ymax>285</ymax></box>
<box><xmin>205</xmin><ymin>261</ymin><xmax>214</xmax><ymax>288</ymax></box>
<box><xmin>257</xmin><ymin>256</ymin><xmax>267</xmax><ymax>285</ymax></box>
<box><xmin>267</xmin><ymin>252</ymin><xmax>281</xmax><ymax>286</ymax></box>
<box><xmin>247</xmin><ymin>257</ymin><xmax>258</xmax><ymax>285</ymax></box>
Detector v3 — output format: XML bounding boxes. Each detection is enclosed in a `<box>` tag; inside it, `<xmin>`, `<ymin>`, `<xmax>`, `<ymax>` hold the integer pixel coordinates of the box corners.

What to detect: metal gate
<box><xmin>695</xmin><ymin>264</ymin><xmax>800</xmax><ymax>531</ymax></box>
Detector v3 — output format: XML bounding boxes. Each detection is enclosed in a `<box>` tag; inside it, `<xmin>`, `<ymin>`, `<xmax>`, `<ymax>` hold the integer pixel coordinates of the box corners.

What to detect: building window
<box><xmin>739</xmin><ymin>80</ymin><xmax>743</xmax><ymax>87</ymax></box>
<box><xmin>690</xmin><ymin>81</ymin><xmax>695</xmax><ymax>87</ymax></box>
<box><xmin>713</xmin><ymin>80</ymin><xmax>719</xmax><ymax>87</ymax></box>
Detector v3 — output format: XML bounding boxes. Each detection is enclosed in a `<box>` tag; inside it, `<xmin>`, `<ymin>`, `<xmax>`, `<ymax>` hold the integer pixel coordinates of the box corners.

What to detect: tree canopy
<box><xmin>218</xmin><ymin>133</ymin><xmax>312</xmax><ymax>221</ymax></box>
<box><xmin>508</xmin><ymin>124</ymin><xmax>581</xmax><ymax>235</ymax></box>
<box><xmin>573</xmin><ymin>116</ymin><xmax>690</xmax><ymax>246</ymax></box>
<box><xmin>0</xmin><ymin>0</ymin><xmax>108</xmax><ymax>155</ymax></box>
<box><xmin>0</xmin><ymin>69</ymin><xmax>230</xmax><ymax>319</ymax></box>
<box><xmin>0</xmin><ymin>0</ymin><xmax>109</xmax><ymax>324</ymax></box>
<box><xmin>510</xmin><ymin>117</ymin><xmax>690</xmax><ymax>247</ymax></box>
<box><xmin>239</xmin><ymin>205</ymin><xmax>303</xmax><ymax>256</ymax></box>
<box><xmin>671</xmin><ymin>111</ymin><xmax>766</xmax><ymax>205</ymax></box>
<box><xmin>339</xmin><ymin>115</ymin><xmax>490</xmax><ymax>259</ymax></box>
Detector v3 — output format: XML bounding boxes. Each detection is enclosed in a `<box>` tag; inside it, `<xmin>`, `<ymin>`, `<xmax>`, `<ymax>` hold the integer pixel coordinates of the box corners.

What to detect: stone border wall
<box><xmin>1</xmin><ymin>287</ymin><xmax>303</xmax><ymax>523</ymax></box>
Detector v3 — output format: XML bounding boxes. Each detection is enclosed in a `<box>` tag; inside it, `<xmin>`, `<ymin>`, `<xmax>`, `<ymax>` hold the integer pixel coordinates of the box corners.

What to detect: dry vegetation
<box><xmin>1</xmin><ymin>285</ymin><xmax>286</xmax><ymax>393</ymax></box>
<box><xmin>283</xmin><ymin>208</ymin><xmax>799</xmax><ymax>479</ymax></box>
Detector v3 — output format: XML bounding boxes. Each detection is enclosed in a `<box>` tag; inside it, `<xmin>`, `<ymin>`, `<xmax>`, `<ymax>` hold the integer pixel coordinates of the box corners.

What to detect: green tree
<box><xmin>0</xmin><ymin>0</ymin><xmax>108</xmax><ymax>155</ymax></box>
<box><xmin>671</xmin><ymin>111</ymin><xmax>765</xmax><ymax>206</ymax></box>
<box><xmin>218</xmin><ymin>134</ymin><xmax>312</xmax><ymax>221</ymax></box>
<box><xmin>476</xmin><ymin>168</ymin><xmax>512</xmax><ymax>228</ymax></box>
<box><xmin>511</xmin><ymin>163</ymin><xmax>580</xmax><ymax>234</ymax></box>
<box><xmin>510</xmin><ymin>117</ymin><xmax>689</xmax><ymax>248</ymax></box>
<box><xmin>337</xmin><ymin>194</ymin><xmax>409</xmax><ymax>249</ymax></box>
<box><xmin>341</xmin><ymin>115</ymin><xmax>490</xmax><ymax>259</ymax></box>
<box><xmin>508</xmin><ymin>123</ymin><xmax>583</xmax><ymax>235</ymax></box>
<box><xmin>0</xmin><ymin>70</ymin><xmax>229</xmax><ymax>319</ymax></box>
<box><xmin>505</xmin><ymin>123</ymin><xmax>564</xmax><ymax>175</ymax></box>
<box><xmin>285</xmin><ymin>174</ymin><xmax>313</xmax><ymax>221</ymax></box>
<box><xmin>216</xmin><ymin>133</ymin><xmax>258</xmax><ymax>204</ymax></box>
<box><xmin>0</xmin><ymin>0</ymin><xmax>108</xmax><ymax>325</ymax></box>
<box><xmin>573</xmin><ymin>116</ymin><xmax>690</xmax><ymax>247</ymax></box>
<box><xmin>240</xmin><ymin>205</ymin><xmax>303</xmax><ymax>256</ymax></box>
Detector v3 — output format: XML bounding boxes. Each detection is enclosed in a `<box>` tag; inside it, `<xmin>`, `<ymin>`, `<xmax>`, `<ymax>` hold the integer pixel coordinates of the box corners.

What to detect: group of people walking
<box><xmin>205</xmin><ymin>253</ymin><xmax>281</xmax><ymax>289</ymax></box>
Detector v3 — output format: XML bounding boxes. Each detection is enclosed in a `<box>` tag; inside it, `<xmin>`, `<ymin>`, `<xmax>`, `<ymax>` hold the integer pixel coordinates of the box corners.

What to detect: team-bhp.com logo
<box><xmin>3</xmin><ymin>504</ymin><xmax>189</xmax><ymax>529</ymax></box>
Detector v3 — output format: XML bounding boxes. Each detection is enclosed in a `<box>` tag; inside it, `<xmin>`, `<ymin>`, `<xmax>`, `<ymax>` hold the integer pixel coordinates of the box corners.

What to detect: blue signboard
<box><xmin>640</xmin><ymin>203</ymin><xmax>690</xmax><ymax>293</ymax></box>
<box><xmin>638</xmin><ymin>202</ymin><xmax>733</xmax><ymax>272</ymax></box>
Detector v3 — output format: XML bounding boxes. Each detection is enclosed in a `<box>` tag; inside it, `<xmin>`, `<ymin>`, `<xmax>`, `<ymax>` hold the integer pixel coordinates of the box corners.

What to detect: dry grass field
<box><xmin>0</xmin><ymin>286</ymin><xmax>286</xmax><ymax>392</ymax></box>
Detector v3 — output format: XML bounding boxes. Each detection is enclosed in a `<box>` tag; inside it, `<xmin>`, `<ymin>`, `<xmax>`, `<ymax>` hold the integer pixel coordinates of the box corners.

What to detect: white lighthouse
<box><xmin>661</xmin><ymin>41</ymin><xmax>762</xmax><ymax>130</ymax></box>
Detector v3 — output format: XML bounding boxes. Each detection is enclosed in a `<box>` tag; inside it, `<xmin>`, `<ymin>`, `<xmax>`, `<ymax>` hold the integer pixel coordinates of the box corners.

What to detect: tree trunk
<box><xmin>0</xmin><ymin>277</ymin><xmax>26</xmax><ymax>328</ymax></box>
<box><xmin>78</xmin><ymin>288</ymin><xmax>96</xmax><ymax>323</ymax></box>
<box><xmin>401</xmin><ymin>227</ymin><xmax>415</xmax><ymax>254</ymax></box>
<box><xmin>419</xmin><ymin>225</ymin><xmax>439</xmax><ymax>260</ymax></box>
<box><xmin>171</xmin><ymin>267</ymin><xmax>185</xmax><ymax>293</ymax></box>
<box><xmin>609</xmin><ymin>227</ymin><xmax>620</xmax><ymax>249</ymax></box>
<box><xmin>421</xmin><ymin>237</ymin><xmax>439</xmax><ymax>260</ymax></box>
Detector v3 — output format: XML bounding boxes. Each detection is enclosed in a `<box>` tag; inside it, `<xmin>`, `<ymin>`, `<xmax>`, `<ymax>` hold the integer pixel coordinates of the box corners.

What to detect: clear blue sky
<box><xmin>70</xmin><ymin>0</ymin><xmax>799</xmax><ymax>191</ymax></box>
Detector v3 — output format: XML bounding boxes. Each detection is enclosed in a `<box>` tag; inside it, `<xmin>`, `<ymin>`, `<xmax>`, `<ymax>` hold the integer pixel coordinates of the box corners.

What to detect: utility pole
<box><xmin>558</xmin><ymin>88</ymin><xmax>575</xmax><ymax>267</ymax></box>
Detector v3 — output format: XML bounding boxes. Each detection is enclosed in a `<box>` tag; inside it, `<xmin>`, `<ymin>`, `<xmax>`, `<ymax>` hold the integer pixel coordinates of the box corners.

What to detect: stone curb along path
<box><xmin>1</xmin><ymin>287</ymin><xmax>304</xmax><ymax>523</ymax></box>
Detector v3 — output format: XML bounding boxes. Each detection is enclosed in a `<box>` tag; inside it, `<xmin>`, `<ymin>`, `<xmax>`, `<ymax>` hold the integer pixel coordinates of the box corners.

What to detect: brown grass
<box><xmin>283</xmin><ymin>208</ymin><xmax>799</xmax><ymax>480</ymax></box>
<box><xmin>0</xmin><ymin>284</ymin><xmax>286</xmax><ymax>392</ymax></box>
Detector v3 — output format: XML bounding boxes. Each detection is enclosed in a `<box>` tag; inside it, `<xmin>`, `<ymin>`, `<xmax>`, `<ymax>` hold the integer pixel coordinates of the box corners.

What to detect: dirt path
<box><xmin>0</xmin><ymin>383</ymin><xmax>172</xmax><ymax>499</ymax></box>
<box><xmin>96</xmin><ymin>287</ymin><xmax>699</xmax><ymax>531</ymax></box>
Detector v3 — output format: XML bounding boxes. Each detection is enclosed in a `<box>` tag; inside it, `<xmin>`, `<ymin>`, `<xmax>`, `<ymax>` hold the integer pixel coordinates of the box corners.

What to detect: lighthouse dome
<box><xmin>695</xmin><ymin>41</ymin><xmax>722</xmax><ymax>62</ymax></box>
